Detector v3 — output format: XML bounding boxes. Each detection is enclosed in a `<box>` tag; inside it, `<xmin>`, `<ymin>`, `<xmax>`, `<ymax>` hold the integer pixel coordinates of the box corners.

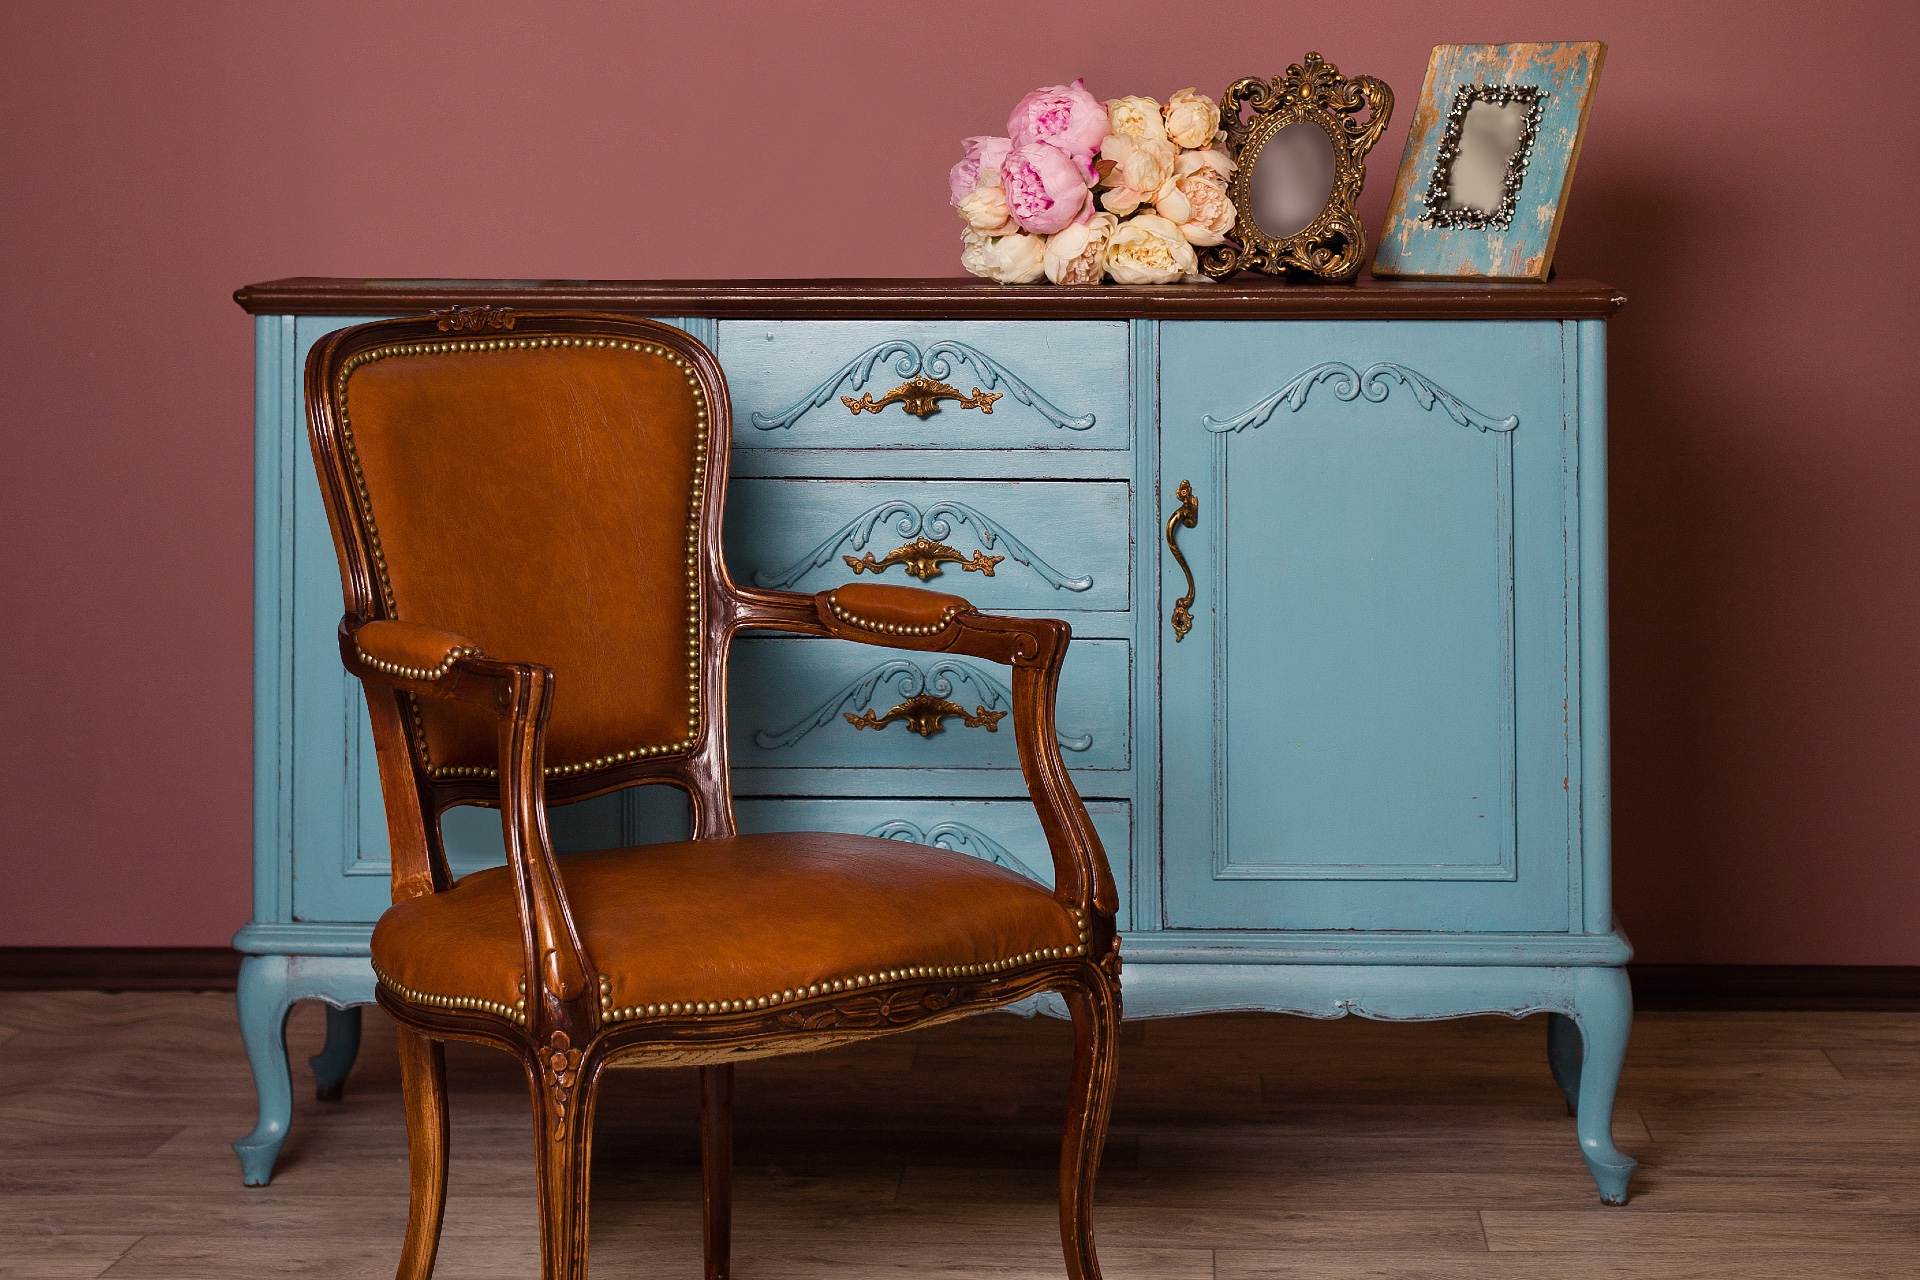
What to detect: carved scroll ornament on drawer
<box><xmin>748</xmin><ymin>340</ymin><xmax>1095</xmax><ymax>432</ymax></box>
<box><xmin>1202</xmin><ymin>361</ymin><xmax>1519</xmax><ymax>434</ymax></box>
<box><xmin>753</xmin><ymin>658</ymin><xmax>1093</xmax><ymax>751</ymax></box>
<box><xmin>751</xmin><ymin>500</ymin><xmax>1095</xmax><ymax>591</ymax></box>
<box><xmin>866</xmin><ymin>820</ymin><xmax>1048</xmax><ymax>884</ymax></box>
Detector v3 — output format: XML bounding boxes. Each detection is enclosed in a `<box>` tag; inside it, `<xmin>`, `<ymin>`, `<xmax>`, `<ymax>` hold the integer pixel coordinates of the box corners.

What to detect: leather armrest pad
<box><xmin>351</xmin><ymin>620</ymin><xmax>486</xmax><ymax>681</ymax></box>
<box><xmin>817</xmin><ymin>583</ymin><xmax>974</xmax><ymax>639</ymax></box>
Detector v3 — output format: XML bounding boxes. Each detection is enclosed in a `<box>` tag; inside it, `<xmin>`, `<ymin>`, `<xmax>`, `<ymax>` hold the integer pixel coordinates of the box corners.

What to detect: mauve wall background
<box><xmin>2</xmin><ymin>2</ymin><xmax>1915</xmax><ymax>960</ymax></box>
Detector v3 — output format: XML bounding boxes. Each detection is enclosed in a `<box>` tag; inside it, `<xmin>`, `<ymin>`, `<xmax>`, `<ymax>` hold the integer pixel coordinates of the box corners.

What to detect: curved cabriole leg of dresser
<box><xmin>1546</xmin><ymin>1011</ymin><xmax>1582</xmax><ymax>1115</ymax></box>
<box><xmin>310</xmin><ymin>1004</ymin><xmax>365</xmax><ymax>1101</ymax></box>
<box><xmin>1566</xmin><ymin>966</ymin><xmax>1638</xmax><ymax>1204</ymax></box>
<box><xmin>231</xmin><ymin>953</ymin><xmax>377</xmax><ymax>1185</ymax></box>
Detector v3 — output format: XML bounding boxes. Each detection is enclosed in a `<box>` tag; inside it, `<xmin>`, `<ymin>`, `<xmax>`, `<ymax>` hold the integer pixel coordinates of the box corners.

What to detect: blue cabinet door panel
<box><xmin>725</xmin><ymin>478</ymin><xmax>1130</xmax><ymax>610</ymax></box>
<box><xmin>717</xmin><ymin>321</ymin><xmax>1129</xmax><ymax>451</ymax></box>
<box><xmin>1159</xmin><ymin>321</ymin><xmax>1574</xmax><ymax>931</ymax></box>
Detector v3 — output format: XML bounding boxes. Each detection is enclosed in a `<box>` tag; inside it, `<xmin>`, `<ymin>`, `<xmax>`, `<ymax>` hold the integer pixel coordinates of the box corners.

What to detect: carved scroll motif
<box><xmin>748</xmin><ymin>340</ymin><xmax>1094</xmax><ymax>432</ymax></box>
<box><xmin>751</xmin><ymin>658</ymin><xmax>1092</xmax><ymax>753</ymax></box>
<box><xmin>752</xmin><ymin>500</ymin><xmax>1091</xmax><ymax>592</ymax></box>
<box><xmin>1202</xmin><ymin>362</ymin><xmax>1519</xmax><ymax>434</ymax></box>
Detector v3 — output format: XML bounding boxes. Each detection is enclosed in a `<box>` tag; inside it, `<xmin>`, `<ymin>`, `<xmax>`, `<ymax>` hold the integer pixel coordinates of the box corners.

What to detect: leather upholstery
<box><xmin>820</xmin><ymin>583</ymin><xmax>974</xmax><ymax>636</ymax></box>
<box><xmin>371</xmin><ymin>832</ymin><xmax>1086</xmax><ymax>1021</ymax></box>
<box><xmin>339</xmin><ymin>341</ymin><xmax>706</xmax><ymax>776</ymax></box>
<box><xmin>352</xmin><ymin>619</ymin><xmax>484</xmax><ymax>680</ymax></box>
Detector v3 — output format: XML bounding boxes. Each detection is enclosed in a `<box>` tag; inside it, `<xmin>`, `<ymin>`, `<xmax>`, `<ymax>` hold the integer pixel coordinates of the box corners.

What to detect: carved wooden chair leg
<box><xmin>529</xmin><ymin>1047</ymin><xmax>600</xmax><ymax>1280</ymax></box>
<box><xmin>394</xmin><ymin>1028</ymin><xmax>449</xmax><ymax>1280</ymax></box>
<box><xmin>701</xmin><ymin>1064</ymin><xmax>734</xmax><ymax>1280</ymax></box>
<box><xmin>1058</xmin><ymin>974</ymin><xmax>1120</xmax><ymax>1280</ymax></box>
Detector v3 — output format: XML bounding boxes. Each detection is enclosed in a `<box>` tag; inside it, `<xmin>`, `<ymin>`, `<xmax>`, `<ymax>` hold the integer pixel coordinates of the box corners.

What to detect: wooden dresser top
<box><xmin>235</xmin><ymin>276</ymin><xmax>1625</xmax><ymax>321</ymax></box>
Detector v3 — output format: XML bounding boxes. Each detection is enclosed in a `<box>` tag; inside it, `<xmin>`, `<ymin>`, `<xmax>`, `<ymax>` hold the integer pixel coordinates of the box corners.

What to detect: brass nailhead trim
<box><xmin>599</xmin><ymin>908</ymin><xmax>1091</xmax><ymax>1022</ymax></box>
<box><xmin>374</xmin><ymin>961</ymin><xmax>527</xmax><ymax>1025</ymax></box>
<box><xmin>826</xmin><ymin>595</ymin><xmax>972</xmax><ymax>638</ymax></box>
<box><xmin>336</xmin><ymin>335</ymin><xmax>709</xmax><ymax>781</ymax></box>
<box><xmin>354</xmin><ymin>641</ymin><xmax>484</xmax><ymax>682</ymax></box>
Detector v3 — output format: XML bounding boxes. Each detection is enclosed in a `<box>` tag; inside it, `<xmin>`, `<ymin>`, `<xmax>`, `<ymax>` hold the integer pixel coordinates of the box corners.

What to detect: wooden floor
<box><xmin>2</xmin><ymin>993</ymin><xmax>1916</xmax><ymax>1277</ymax></box>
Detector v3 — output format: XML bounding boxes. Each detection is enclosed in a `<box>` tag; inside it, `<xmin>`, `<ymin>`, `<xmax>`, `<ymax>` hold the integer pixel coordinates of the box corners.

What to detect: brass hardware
<box><xmin>844</xmin><ymin>534</ymin><xmax>1005</xmax><ymax>582</ymax></box>
<box><xmin>1201</xmin><ymin>53</ymin><xmax>1393</xmax><ymax>282</ymax></box>
<box><xmin>1165</xmin><ymin>479</ymin><xmax>1199</xmax><ymax>642</ymax></box>
<box><xmin>846</xmin><ymin>692</ymin><xmax>1007</xmax><ymax>738</ymax></box>
<box><xmin>842</xmin><ymin>374</ymin><xmax>1002</xmax><ymax>419</ymax></box>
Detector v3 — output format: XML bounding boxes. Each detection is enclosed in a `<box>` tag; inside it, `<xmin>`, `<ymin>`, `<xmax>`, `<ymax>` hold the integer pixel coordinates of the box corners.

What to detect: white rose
<box><xmin>1163</xmin><ymin>88</ymin><xmax>1222</xmax><ymax>149</ymax></box>
<box><xmin>1105</xmin><ymin>95</ymin><xmax>1168</xmax><ymax>142</ymax></box>
<box><xmin>1044</xmin><ymin>212</ymin><xmax>1119</xmax><ymax>285</ymax></box>
<box><xmin>962</xmin><ymin>228</ymin><xmax>1045</xmax><ymax>284</ymax></box>
<box><xmin>1104</xmin><ymin>213</ymin><xmax>1198</xmax><ymax>284</ymax></box>
<box><xmin>957</xmin><ymin>175</ymin><xmax>1019</xmax><ymax>236</ymax></box>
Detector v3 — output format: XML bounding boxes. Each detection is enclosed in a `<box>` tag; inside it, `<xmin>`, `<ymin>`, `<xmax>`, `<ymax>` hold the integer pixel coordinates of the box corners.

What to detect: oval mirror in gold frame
<box><xmin>1201</xmin><ymin>53</ymin><xmax>1393</xmax><ymax>282</ymax></box>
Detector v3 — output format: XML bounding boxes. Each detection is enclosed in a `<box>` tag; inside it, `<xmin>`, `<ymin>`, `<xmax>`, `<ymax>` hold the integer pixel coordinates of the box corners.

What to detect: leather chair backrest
<box><xmin>316</xmin><ymin>321</ymin><xmax>719</xmax><ymax>782</ymax></box>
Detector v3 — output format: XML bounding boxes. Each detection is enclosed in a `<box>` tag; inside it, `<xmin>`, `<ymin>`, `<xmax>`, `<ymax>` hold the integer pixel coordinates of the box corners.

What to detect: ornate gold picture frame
<box><xmin>1200</xmin><ymin>53</ymin><xmax>1392</xmax><ymax>283</ymax></box>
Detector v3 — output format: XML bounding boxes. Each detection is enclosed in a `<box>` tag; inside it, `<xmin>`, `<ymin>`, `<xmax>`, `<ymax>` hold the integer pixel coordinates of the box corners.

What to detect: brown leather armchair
<box><xmin>304</xmin><ymin>311</ymin><xmax>1122</xmax><ymax>1280</ymax></box>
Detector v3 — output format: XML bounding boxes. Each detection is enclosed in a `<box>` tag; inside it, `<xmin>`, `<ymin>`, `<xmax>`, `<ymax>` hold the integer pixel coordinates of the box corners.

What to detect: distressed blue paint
<box><xmin>308</xmin><ymin>1005</ymin><xmax>363</xmax><ymax>1101</ymax></box>
<box><xmin>726</xmin><ymin>478</ymin><xmax>1126</xmax><ymax>607</ymax></box>
<box><xmin>240</xmin><ymin>303</ymin><xmax>1628</xmax><ymax>1201</ymax></box>
<box><xmin>717</xmin><ymin>321</ymin><xmax>1129</xmax><ymax>450</ymax></box>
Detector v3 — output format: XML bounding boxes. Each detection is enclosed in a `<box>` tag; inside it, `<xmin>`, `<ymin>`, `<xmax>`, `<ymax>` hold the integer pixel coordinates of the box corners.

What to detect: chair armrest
<box><xmin>339</xmin><ymin>618</ymin><xmax>597</xmax><ymax>1025</ymax></box>
<box><xmin>728</xmin><ymin>583</ymin><xmax>1121</xmax><ymax>942</ymax></box>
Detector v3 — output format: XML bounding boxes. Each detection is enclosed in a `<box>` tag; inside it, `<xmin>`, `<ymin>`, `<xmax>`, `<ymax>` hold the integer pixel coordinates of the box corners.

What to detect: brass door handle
<box><xmin>843</xmin><ymin>375</ymin><xmax>1002</xmax><ymax>419</ymax></box>
<box><xmin>1165</xmin><ymin>479</ymin><xmax>1199</xmax><ymax>641</ymax></box>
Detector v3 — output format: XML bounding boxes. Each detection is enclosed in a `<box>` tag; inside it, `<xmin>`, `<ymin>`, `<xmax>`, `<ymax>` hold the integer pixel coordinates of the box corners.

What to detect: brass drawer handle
<box><xmin>843</xmin><ymin>374</ymin><xmax>1002</xmax><ymax>419</ymax></box>
<box><xmin>844</xmin><ymin>535</ymin><xmax>1004</xmax><ymax>582</ymax></box>
<box><xmin>846</xmin><ymin>692</ymin><xmax>1006</xmax><ymax>738</ymax></box>
<box><xmin>1166</xmin><ymin>479</ymin><xmax>1199</xmax><ymax>642</ymax></box>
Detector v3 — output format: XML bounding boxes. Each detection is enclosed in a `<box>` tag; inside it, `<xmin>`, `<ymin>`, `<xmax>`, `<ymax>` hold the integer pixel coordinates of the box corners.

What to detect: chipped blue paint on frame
<box><xmin>1374</xmin><ymin>42</ymin><xmax>1606</xmax><ymax>280</ymax></box>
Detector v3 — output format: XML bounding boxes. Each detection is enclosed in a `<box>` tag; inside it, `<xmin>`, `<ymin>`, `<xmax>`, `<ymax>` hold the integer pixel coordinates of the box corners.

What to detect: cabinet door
<box><xmin>1158</xmin><ymin>321</ymin><xmax>1574</xmax><ymax>931</ymax></box>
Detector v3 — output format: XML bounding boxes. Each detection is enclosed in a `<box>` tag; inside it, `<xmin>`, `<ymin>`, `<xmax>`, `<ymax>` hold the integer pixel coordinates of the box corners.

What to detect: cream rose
<box><xmin>1154</xmin><ymin>149</ymin><xmax>1237</xmax><ymax>245</ymax></box>
<box><xmin>957</xmin><ymin>175</ymin><xmax>1019</xmax><ymax>236</ymax></box>
<box><xmin>1097</xmin><ymin>132</ymin><xmax>1177</xmax><ymax>216</ymax></box>
<box><xmin>1105</xmin><ymin>95</ymin><xmax>1167</xmax><ymax>143</ymax></box>
<box><xmin>1044</xmin><ymin>212</ymin><xmax>1119</xmax><ymax>285</ymax></box>
<box><xmin>1104</xmin><ymin>213</ymin><xmax>1198</xmax><ymax>284</ymax></box>
<box><xmin>1163</xmin><ymin>87</ymin><xmax>1222</xmax><ymax>149</ymax></box>
<box><xmin>961</xmin><ymin>227</ymin><xmax>1046</xmax><ymax>284</ymax></box>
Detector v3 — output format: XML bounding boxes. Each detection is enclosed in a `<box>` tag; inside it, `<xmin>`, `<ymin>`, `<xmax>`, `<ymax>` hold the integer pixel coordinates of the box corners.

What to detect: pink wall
<box><xmin>2</xmin><ymin>2</ymin><xmax>1915</xmax><ymax>961</ymax></box>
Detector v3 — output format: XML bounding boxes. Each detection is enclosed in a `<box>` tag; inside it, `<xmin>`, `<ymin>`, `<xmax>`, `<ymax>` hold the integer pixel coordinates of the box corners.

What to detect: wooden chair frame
<box><xmin>303</xmin><ymin>312</ymin><xmax>1122</xmax><ymax>1280</ymax></box>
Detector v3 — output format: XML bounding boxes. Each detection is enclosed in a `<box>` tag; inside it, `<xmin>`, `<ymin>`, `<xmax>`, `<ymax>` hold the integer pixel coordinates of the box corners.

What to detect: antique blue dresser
<box><xmin>232</xmin><ymin>277</ymin><xmax>1635</xmax><ymax>1202</ymax></box>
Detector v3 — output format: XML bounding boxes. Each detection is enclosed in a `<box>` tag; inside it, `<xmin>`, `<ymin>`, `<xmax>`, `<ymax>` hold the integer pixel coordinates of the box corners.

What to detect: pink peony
<box><xmin>1007</xmin><ymin>79</ymin><xmax>1110</xmax><ymax>161</ymax></box>
<box><xmin>949</xmin><ymin>135</ymin><xmax>1012</xmax><ymax>206</ymax></box>
<box><xmin>1000</xmin><ymin>142</ymin><xmax>1092</xmax><ymax>235</ymax></box>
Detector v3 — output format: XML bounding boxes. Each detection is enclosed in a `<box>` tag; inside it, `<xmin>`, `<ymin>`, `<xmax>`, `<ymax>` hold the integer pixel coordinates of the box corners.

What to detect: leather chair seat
<box><xmin>371</xmin><ymin>832</ymin><xmax>1087</xmax><ymax>1025</ymax></box>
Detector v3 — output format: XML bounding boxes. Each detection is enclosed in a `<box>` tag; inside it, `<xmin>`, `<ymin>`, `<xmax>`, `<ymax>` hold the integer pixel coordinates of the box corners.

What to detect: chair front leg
<box><xmin>528</xmin><ymin>1036</ymin><xmax>601</xmax><ymax>1280</ymax></box>
<box><xmin>395</xmin><ymin>1028</ymin><xmax>449</xmax><ymax>1280</ymax></box>
<box><xmin>701</xmin><ymin>1064</ymin><xmax>734</xmax><ymax>1280</ymax></box>
<box><xmin>1058</xmin><ymin>972</ymin><xmax>1121</xmax><ymax>1280</ymax></box>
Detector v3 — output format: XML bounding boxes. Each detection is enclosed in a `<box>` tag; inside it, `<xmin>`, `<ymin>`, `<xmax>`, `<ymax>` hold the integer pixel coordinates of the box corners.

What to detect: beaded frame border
<box><xmin>1420</xmin><ymin>83</ymin><xmax>1546</xmax><ymax>231</ymax></box>
<box><xmin>334</xmin><ymin>335</ymin><xmax>709</xmax><ymax>780</ymax></box>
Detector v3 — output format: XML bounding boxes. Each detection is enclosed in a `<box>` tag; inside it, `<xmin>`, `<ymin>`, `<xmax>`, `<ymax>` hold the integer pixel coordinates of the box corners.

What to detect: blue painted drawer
<box><xmin>726</xmin><ymin>478</ymin><xmax>1129</xmax><ymax>610</ymax></box>
<box><xmin>729</xmin><ymin>636</ymin><xmax>1130</xmax><ymax>771</ymax></box>
<box><xmin>734</xmin><ymin>796</ymin><xmax>1132</xmax><ymax>929</ymax></box>
<box><xmin>717</xmin><ymin>321</ymin><xmax>1129</xmax><ymax>450</ymax></box>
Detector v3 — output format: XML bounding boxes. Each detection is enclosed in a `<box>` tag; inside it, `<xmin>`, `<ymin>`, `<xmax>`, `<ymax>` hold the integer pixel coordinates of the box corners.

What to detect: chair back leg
<box><xmin>1059</xmin><ymin>974</ymin><xmax>1121</xmax><ymax>1280</ymax></box>
<box><xmin>529</xmin><ymin>1043</ymin><xmax>601</xmax><ymax>1280</ymax></box>
<box><xmin>395</xmin><ymin>1028</ymin><xmax>449</xmax><ymax>1280</ymax></box>
<box><xmin>701</xmin><ymin>1064</ymin><xmax>735</xmax><ymax>1280</ymax></box>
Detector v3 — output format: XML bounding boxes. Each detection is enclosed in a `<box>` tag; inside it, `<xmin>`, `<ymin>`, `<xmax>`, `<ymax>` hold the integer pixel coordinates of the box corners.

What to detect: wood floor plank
<box><xmin>3</xmin><ymin>994</ymin><xmax>1917</xmax><ymax>1276</ymax></box>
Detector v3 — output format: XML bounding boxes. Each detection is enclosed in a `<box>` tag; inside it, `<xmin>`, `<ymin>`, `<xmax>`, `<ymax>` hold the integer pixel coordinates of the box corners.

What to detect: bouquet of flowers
<box><xmin>950</xmin><ymin>80</ymin><xmax>1236</xmax><ymax>285</ymax></box>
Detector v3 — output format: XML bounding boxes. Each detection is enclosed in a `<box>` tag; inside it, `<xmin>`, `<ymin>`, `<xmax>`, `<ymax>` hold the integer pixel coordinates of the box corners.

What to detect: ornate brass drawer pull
<box><xmin>1166</xmin><ymin>479</ymin><xmax>1199</xmax><ymax>642</ymax></box>
<box><xmin>842</xmin><ymin>374</ymin><xmax>1002</xmax><ymax>419</ymax></box>
<box><xmin>844</xmin><ymin>534</ymin><xmax>1004</xmax><ymax>582</ymax></box>
<box><xmin>847</xmin><ymin>692</ymin><xmax>1006</xmax><ymax>738</ymax></box>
